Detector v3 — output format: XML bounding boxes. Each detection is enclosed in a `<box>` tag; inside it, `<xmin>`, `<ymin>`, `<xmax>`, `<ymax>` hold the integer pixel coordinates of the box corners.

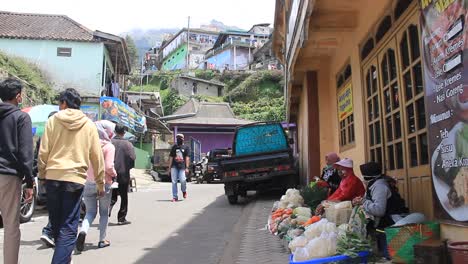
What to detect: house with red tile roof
<box><xmin>0</xmin><ymin>11</ymin><xmax>130</xmax><ymax>97</ymax></box>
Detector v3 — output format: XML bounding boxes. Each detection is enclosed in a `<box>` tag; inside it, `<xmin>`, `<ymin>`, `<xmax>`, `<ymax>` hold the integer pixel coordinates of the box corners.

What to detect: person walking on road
<box><xmin>38</xmin><ymin>88</ymin><xmax>105</xmax><ymax>264</ymax></box>
<box><xmin>110</xmin><ymin>124</ymin><xmax>135</xmax><ymax>225</ymax></box>
<box><xmin>0</xmin><ymin>78</ymin><xmax>34</xmax><ymax>264</ymax></box>
<box><xmin>77</xmin><ymin>120</ymin><xmax>117</xmax><ymax>252</ymax></box>
<box><xmin>34</xmin><ymin>111</ymin><xmax>57</xmax><ymax>248</ymax></box>
<box><xmin>168</xmin><ymin>133</ymin><xmax>190</xmax><ymax>202</ymax></box>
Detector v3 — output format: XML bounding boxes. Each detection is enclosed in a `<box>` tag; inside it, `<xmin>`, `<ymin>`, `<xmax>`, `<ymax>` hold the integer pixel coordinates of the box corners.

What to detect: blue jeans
<box><xmin>171</xmin><ymin>168</ymin><xmax>187</xmax><ymax>199</ymax></box>
<box><xmin>81</xmin><ymin>182</ymin><xmax>112</xmax><ymax>241</ymax></box>
<box><xmin>46</xmin><ymin>180</ymin><xmax>83</xmax><ymax>264</ymax></box>
<box><xmin>42</xmin><ymin>221</ymin><xmax>52</xmax><ymax>237</ymax></box>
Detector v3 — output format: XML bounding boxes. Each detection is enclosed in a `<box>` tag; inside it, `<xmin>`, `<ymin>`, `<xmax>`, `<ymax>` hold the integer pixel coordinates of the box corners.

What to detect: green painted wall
<box><xmin>161</xmin><ymin>44</ymin><xmax>187</xmax><ymax>70</ymax></box>
<box><xmin>134</xmin><ymin>147</ymin><xmax>151</xmax><ymax>169</ymax></box>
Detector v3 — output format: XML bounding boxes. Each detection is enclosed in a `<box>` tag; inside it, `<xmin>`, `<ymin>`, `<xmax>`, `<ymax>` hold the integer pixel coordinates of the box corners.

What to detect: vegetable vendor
<box><xmin>315</xmin><ymin>158</ymin><xmax>365</xmax><ymax>215</ymax></box>
<box><xmin>319</xmin><ymin>152</ymin><xmax>342</xmax><ymax>195</ymax></box>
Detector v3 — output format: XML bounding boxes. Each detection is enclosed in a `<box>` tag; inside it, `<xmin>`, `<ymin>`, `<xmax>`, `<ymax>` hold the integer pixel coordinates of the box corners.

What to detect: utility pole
<box><xmin>186</xmin><ymin>16</ymin><xmax>190</xmax><ymax>71</ymax></box>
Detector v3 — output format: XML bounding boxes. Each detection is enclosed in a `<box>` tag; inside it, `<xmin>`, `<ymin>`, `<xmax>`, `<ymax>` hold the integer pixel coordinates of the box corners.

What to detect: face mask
<box><xmin>337</xmin><ymin>170</ymin><xmax>346</xmax><ymax>177</ymax></box>
<box><xmin>177</xmin><ymin>138</ymin><xmax>183</xmax><ymax>145</ymax></box>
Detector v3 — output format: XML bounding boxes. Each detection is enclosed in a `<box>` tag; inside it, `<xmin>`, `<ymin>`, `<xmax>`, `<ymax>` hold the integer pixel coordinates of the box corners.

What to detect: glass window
<box><xmin>382</xmin><ymin>56</ymin><xmax>389</xmax><ymax>86</ymax></box>
<box><xmin>384</xmin><ymin>89</ymin><xmax>392</xmax><ymax>113</ymax></box>
<box><xmin>389</xmin><ymin>49</ymin><xmax>397</xmax><ymax>81</ymax></box>
<box><xmin>376</xmin><ymin>121</ymin><xmax>382</xmax><ymax>144</ymax></box>
<box><xmin>387</xmin><ymin>117</ymin><xmax>393</xmax><ymax>141</ymax></box>
<box><xmin>392</xmin><ymin>82</ymin><xmax>400</xmax><ymax>108</ymax></box>
<box><xmin>368</xmin><ymin>101</ymin><xmax>373</xmax><ymax>121</ymax></box>
<box><xmin>396</xmin><ymin>142</ymin><xmax>404</xmax><ymax>169</ymax></box>
<box><xmin>416</xmin><ymin>98</ymin><xmax>426</xmax><ymax>130</ymax></box>
<box><xmin>372</xmin><ymin>66</ymin><xmax>378</xmax><ymax>93</ymax></box>
<box><xmin>376</xmin><ymin>147</ymin><xmax>383</xmax><ymax>166</ymax></box>
<box><xmin>388</xmin><ymin>145</ymin><xmax>395</xmax><ymax>170</ymax></box>
<box><xmin>413</xmin><ymin>63</ymin><xmax>423</xmax><ymax>94</ymax></box>
<box><xmin>369</xmin><ymin>124</ymin><xmax>375</xmax><ymax>146</ymax></box>
<box><xmin>419</xmin><ymin>133</ymin><xmax>429</xmax><ymax>165</ymax></box>
<box><xmin>409</xmin><ymin>25</ymin><xmax>420</xmax><ymax>61</ymax></box>
<box><xmin>395</xmin><ymin>112</ymin><xmax>402</xmax><ymax>139</ymax></box>
<box><xmin>407</xmin><ymin>104</ymin><xmax>415</xmax><ymax>133</ymax></box>
<box><xmin>374</xmin><ymin>96</ymin><xmax>380</xmax><ymax>118</ymax></box>
<box><xmin>404</xmin><ymin>71</ymin><xmax>413</xmax><ymax>101</ymax></box>
<box><xmin>366</xmin><ymin>72</ymin><xmax>372</xmax><ymax>97</ymax></box>
<box><xmin>400</xmin><ymin>32</ymin><xmax>410</xmax><ymax>69</ymax></box>
<box><xmin>371</xmin><ymin>149</ymin><xmax>376</xmax><ymax>162</ymax></box>
<box><xmin>409</xmin><ymin>137</ymin><xmax>418</xmax><ymax>166</ymax></box>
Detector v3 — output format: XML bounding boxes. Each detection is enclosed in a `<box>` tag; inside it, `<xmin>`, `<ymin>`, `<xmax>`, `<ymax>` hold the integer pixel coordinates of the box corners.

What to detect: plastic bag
<box><xmin>305</xmin><ymin>231</ymin><xmax>338</xmax><ymax>259</ymax></box>
<box><xmin>293</xmin><ymin>207</ymin><xmax>312</xmax><ymax>218</ymax></box>
<box><xmin>293</xmin><ymin>247</ymin><xmax>310</xmax><ymax>262</ymax></box>
<box><xmin>304</xmin><ymin>218</ymin><xmax>329</xmax><ymax>240</ymax></box>
<box><xmin>289</xmin><ymin>236</ymin><xmax>308</xmax><ymax>252</ymax></box>
<box><xmin>333</xmin><ymin>201</ymin><xmax>352</xmax><ymax>209</ymax></box>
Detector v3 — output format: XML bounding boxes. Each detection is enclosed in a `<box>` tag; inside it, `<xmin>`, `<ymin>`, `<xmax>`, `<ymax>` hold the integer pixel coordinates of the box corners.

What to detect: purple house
<box><xmin>162</xmin><ymin>99</ymin><xmax>252</xmax><ymax>153</ymax></box>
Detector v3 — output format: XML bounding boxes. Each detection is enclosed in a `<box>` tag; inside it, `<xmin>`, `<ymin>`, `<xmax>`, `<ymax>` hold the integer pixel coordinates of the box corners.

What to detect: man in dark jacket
<box><xmin>110</xmin><ymin>124</ymin><xmax>136</xmax><ymax>225</ymax></box>
<box><xmin>0</xmin><ymin>78</ymin><xmax>34</xmax><ymax>264</ymax></box>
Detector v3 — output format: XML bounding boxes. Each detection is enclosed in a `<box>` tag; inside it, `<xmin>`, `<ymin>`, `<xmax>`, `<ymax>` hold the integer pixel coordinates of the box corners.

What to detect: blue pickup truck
<box><xmin>219</xmin><ymin>122</ymin><xmax>298</xmax><ymax>204</ymax></box>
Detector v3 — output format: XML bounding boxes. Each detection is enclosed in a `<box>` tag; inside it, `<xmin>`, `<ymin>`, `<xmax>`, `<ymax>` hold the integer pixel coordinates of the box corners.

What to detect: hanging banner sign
<box><xmin>338</xmin><ymin>84</ymin><xmax>353</xmax><ymax>121</ymax></box>
<box><xmin>421</xmin><ymin>0</ymin><xmax>468</xmax><ymax>222</ymax></box>
<box><xmin>100</xmin><ymin>97</ymin><xmax>147</xmax><ymax>133</ymax></box>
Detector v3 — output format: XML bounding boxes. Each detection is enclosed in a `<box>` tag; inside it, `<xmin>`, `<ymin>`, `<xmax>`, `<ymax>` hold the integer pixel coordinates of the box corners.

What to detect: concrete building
<box><xmin>273</xmin><ymin>0</ymin><xmax>467</xmax><ymax>241</ymax></box>
<box><xmin>159</xmin><ymin>28</ymin><xmax>218</xmax><ymax>71</ymax></box>
<box><xmin>0</xmin><ymin>11</ymin><xmax>130</xmax><ymax>97</ymax></box>
<box><xmin>171</xmin><ymin>75</ymin><xmax>224</xmax><ymax>97</ymax></box>
<box><xmin>202</xmin><ymin>26</ymin><xmax>271</xmax><ymax>71</ymax></box>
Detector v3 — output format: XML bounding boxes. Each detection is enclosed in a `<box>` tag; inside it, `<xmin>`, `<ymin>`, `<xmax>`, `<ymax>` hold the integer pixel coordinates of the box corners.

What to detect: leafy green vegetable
<box><xmin>300</xmin><ymin>184</ymin><xmax>328</xmax><ymax>212</ymax></box>
<box><xmin>336</xmin><ymin>231</ymin><xmax>371</xmax><ymax>258</ymax></box>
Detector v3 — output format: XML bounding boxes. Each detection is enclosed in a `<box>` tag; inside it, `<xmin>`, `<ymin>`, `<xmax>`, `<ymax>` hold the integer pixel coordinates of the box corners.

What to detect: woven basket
<box><xmin>385</xmin><ymin>221</ymin><xmax>440</xmax><ymax>263</ymax></box>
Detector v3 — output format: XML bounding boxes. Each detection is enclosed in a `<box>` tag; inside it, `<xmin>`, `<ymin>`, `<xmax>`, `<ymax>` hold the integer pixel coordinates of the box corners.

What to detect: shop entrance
<box><xmin>362</xmin><ymin>5</ymin><xmax>433</xmax><ymax>218</ymax></box>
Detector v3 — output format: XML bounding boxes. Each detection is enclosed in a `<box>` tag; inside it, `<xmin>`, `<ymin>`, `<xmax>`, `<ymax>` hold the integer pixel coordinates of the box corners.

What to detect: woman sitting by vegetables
<box><xmin>315</xmin><ymin>158</ymin><xmax>365</xmax><ymax>215</ymax></box>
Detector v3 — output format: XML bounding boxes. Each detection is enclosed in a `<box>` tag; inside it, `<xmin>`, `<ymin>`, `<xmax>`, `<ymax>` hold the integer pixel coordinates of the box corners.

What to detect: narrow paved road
<box><xmin>1</xmin><ymin>180</ymin><xmax>287</xmax><ymax>264</ymax></box>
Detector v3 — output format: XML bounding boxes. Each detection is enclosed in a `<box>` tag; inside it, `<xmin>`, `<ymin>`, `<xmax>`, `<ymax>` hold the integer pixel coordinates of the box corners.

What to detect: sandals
<box><xmin>98</xmin><ymin>240</ymin><xmax>111</xmax><ymax>248</ymax></box>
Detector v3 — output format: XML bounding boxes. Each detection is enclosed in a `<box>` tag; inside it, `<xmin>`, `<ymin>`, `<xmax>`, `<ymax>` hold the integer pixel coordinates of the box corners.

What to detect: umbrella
<box><xmin>22</xmin><ymin>105</ymin><xmax>59</xmax><ymax>136</ymax></box>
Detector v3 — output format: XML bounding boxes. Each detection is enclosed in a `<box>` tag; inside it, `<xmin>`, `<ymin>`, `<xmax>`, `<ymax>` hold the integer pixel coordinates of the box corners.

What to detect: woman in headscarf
<box><xmin>320</xmin><ymin>152</ymin><xmax>342</xmax><ymax>195</ymax></box>
<box><xmin>76</xmin><ymin>120</ymin><xmax>117</xmax><ymax>252</ymax></box>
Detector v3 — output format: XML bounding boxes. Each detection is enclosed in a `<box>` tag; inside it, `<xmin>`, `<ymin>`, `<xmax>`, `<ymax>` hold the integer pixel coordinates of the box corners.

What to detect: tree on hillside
<box><xmin>125</xmin><ymin>35</ymin><xmax>139</xmax><ymax>70</ymax></box>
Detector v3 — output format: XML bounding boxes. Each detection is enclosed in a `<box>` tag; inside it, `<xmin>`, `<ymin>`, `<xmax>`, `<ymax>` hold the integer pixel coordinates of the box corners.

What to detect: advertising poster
<box><xmin>421</xmin><ymin>0</ymin><xmax>468</xmax><ymax>222</ymax></box>
<box><xmin>100</xmin><ymin>97</ymin><xmax>147</xmax><ymax>133</ymax></box>
<box><xmin>81</xmin><ymin>104</ymin><xmax>99</xmax><ymax>122</ymax></box>
<box><xmin>337</xmin><ymin>84</ymin><xmax>353</xmax><ymax>121</ymax></box>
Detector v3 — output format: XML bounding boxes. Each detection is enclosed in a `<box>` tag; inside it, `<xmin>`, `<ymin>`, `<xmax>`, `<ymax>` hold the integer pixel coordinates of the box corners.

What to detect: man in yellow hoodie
<box><xmin>38</xmin><ymin>88</ymin><xmax>105</xmax><ymax>264</ymax></box>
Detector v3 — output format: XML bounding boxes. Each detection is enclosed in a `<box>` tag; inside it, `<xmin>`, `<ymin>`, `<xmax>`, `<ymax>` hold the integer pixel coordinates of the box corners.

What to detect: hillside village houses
<box><xmin>146</xmin><ymin>23</ymin><xmax>273</xmax><ymax>72</ymax></box>
<box><xmin>0</xmin><ymin>11</ymin><xmax>131</xmax><ymax>97</ymax></box>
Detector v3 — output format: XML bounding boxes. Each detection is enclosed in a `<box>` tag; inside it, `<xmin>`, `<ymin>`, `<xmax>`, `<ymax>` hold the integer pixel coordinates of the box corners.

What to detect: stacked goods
<box><xmin>324</xmin><ymin>201</ymin><xmax>353</xmax><ymax>225</ymax></box>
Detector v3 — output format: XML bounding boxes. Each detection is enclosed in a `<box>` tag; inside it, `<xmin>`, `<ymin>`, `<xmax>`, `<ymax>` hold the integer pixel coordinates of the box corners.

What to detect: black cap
<box><xmin>360</xmin><ymin>162</ymin><xmax>382</xmax><ymax>177</ymax></box>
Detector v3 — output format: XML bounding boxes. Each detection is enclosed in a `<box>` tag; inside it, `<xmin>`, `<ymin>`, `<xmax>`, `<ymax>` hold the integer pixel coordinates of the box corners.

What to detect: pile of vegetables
<box><xmin>267</xmin><ymin>188</ymin><xmax>372</xmax><ymax>262</ymax></box>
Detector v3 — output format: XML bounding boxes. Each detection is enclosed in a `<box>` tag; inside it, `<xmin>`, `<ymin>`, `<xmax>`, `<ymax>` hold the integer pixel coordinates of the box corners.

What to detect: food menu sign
<box><xmin>421</xmin><ymin>0</ymin><xmax>468</xmax><ymax>222</ymax></box>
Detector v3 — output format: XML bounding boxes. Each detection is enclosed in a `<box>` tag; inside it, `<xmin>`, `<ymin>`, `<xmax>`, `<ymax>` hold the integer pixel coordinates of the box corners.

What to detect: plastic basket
<box><xmin>289</xmin><ymin>251</ymin><xmax>370</xmax><ymax>264</ymax></box>
<box><xmin>324</xmin><ymin>207</ymin><xmax>352</xmax><ymax>225</ymax></box>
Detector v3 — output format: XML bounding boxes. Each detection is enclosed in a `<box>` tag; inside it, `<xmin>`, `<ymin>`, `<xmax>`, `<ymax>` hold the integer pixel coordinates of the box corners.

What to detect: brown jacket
<box><xmin>112</xmin><ymin>137</ymin><xmax>136</xmax><ymax>175</ymax></box>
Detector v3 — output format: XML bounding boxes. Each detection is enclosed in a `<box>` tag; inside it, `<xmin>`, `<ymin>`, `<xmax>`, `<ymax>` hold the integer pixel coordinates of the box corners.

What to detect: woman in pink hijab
<box><xmin>77</xmin><ymin>120</ymin><xmax>117</xmax><ymax>252</ymax></box>
<box><xmin>320</xmin><ymin>152</ymin><xmax>342</xmax><ymax>194</ymax></box>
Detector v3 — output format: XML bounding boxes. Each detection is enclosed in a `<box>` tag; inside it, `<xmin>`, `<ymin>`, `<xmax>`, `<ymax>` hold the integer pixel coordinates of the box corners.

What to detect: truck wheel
<box><xmin>227</xmin><ymin>195</ymin><xmax>238</xmax><ymax>204</ymax></box>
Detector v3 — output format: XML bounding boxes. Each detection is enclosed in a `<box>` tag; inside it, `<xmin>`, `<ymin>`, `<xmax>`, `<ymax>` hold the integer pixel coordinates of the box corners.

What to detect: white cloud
<box><xmin>2</xmin><ymin>0</ymin><xmax>275</xmax><ymax>34</ymax></box>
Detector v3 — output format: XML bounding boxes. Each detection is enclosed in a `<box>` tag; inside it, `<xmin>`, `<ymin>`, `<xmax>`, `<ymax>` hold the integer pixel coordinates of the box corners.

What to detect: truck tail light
<box><xmin>275</xmin><ymin>165</ymin><xmax>291</xmax><ymax>171</ymax></box>
<box><xmin>225</xmin><ymin>171</ymin><xmax>239</xmax><ymax>177</ymax></box>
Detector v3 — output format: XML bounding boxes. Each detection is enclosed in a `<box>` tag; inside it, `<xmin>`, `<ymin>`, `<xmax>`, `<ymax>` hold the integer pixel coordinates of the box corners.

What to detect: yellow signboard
<box><xmin>338</xmin><ymin>84</ymin><xmax>353</xmax><ymax>121</ymax></box>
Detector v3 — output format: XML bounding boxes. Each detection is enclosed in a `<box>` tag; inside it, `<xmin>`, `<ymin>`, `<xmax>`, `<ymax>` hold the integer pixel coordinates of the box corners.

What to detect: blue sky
<box><xmin>2</xmin><ymin>0</ymin><xmax>276</xmax><ymax>34</ymax></box>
